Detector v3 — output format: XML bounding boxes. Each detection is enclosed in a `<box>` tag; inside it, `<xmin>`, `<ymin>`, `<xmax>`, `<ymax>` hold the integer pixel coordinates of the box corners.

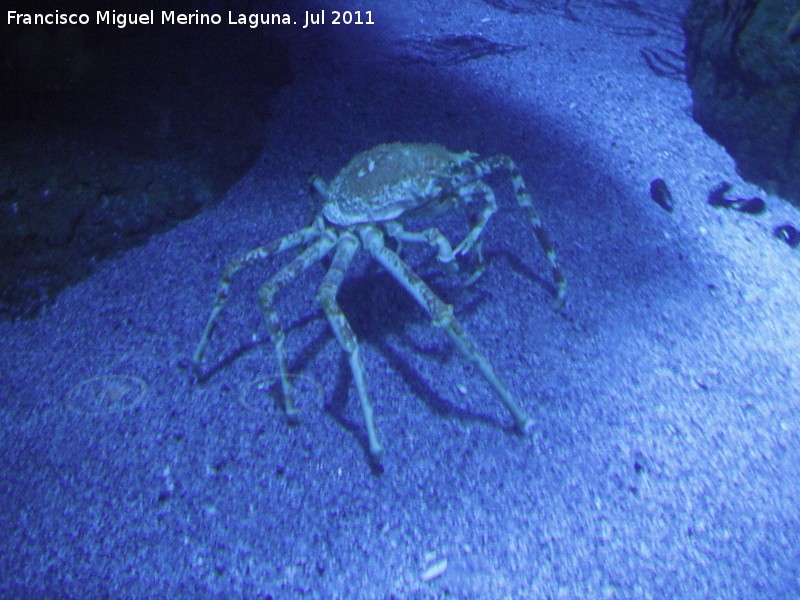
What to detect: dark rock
<box><xmin>707</xmin><ymin>181</ymin><xmax>766</xmax><ymax>214</ymax></box>
<box><xmin>649</xmin><ymin>178</ymin><xmax>674</xmax><ymax>212</ymax></box>
<box><xmin>0</xmin><ymin>0</ymin><xmax>293</xmax><ymax>318</ymax></box>
<box><xmin>683</xmin><ymin>0</ymin><xmax>800</xmax><ymax>207</ymax></box>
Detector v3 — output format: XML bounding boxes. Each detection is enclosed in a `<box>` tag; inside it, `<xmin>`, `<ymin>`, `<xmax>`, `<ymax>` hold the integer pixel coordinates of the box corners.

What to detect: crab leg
<box><xmin>257</xmin><ymin>231</ymin><xmax>337</xmax><ymax>419</ymax></box>
<box><xmin>359</xmin><ymin>225</ymin><xmax>534</xmax><ymax>433</ymax></box>
<box><xmin>452</xmin><ymin>180</ymin><xmax>497</xmax><ymax>259</ymax></box>
<box><xmin>193</xmin><ymin>217</ymin><xmax>327</xmax><ymax>368</ymax></box>
<box><xmin>457</xmin><ymin>156</ymin><xmax>567</xmax><ymax>310</ymax></box>
<box><xmin>384</xmin><ymin>221</ymin><xmax>458</xmax><ymax>272</ymax></box>
<box><xmin>316</xmin><ymin>232</ymin><xmax>383</xmax><ymax>461</ymax></box>
<box><xmin>452</xmin><ymin>180</ymin><xmax>495</xmax><ymax>285</ymax></box>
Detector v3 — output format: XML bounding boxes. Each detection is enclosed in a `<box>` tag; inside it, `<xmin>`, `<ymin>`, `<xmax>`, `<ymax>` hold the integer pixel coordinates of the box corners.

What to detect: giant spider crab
<box><xmin>193</xmin><ymin>142</ymin><xmax>565</xmax><ymax>462</ymax></box>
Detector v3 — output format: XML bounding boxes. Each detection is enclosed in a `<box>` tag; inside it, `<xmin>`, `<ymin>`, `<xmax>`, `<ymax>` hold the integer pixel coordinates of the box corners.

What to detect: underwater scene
<box><xmin>2</xmin><ymin>0</ymin><xmax>799</xmax><ymax>596</ymax></box>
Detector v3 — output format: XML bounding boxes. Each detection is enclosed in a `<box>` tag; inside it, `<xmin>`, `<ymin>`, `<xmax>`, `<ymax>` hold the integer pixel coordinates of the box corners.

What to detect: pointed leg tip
<box><xmin>369</xmin><ymin>444</ymin><xmax>385</xmax><ymax>465</ymax></box>
<box><xmin>189</xmin><ymin>360</ymin><xmax>207</xmax><ymax>384</ymax></box>
<box><xmin>519</xmin><ymin>417</ymin><xmax>535</xmax><ymax>434</ymax></box>
<box><xmin>285</xmin><ymin>408</ymin><xmax>301</xmax><ymax>425</ymax></box>
<box><xmin>553</xmin><ymin>296</ymin><xmax>566</xmax><ymax>312</ymax></box>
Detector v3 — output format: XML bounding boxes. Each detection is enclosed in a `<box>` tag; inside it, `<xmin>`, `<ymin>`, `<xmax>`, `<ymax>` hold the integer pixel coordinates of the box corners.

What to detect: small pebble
<box><xmin>774</xmin><ymin>224</ymin><xmax>800</xmax><ymax>248</ymax></box>
<box><xmin>421</xmin><ymin>558</ymin><xmax>448</xmax><ymax>582</ymax></box>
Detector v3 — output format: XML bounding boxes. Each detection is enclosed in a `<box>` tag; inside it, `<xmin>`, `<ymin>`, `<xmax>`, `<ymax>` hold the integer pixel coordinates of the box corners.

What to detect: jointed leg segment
<box><xmin>257</xmin><ymin>233</ymin><xmax>336</xmax><ymax>418</ymax></box>
<box><xmin>193</xmin><ymin>217</ymin><xmax>328</xmax><ymax>367</ymax></box>
<box><xmin>193</xmin><ymin>218</ymin><xmax>336</xmax><ymax>420</ymax></box>
<box><xmin>317</xmin><ymin>233</ymin><xmax>383</xmax><ymax>461</ymax></box>
<box><xmin>359</xmin><ymin>224</ymin><xmax>534</xmax><ymax>432</ymax></box>
<box><xmin>452</xmin><ymin>156</ymin><xmax>567</xmax><ymax>309</ymax></box>
<box><xmin>453</xmin><ymin>181</ymin><xmax>497</xmax><ymax>259</ymax></box>
<box><xmin>454</xmin><ymin>181</ymin><xmax>495</xmax><ymax>285</ymax></box>
<box><xmin>384</xmin><ymin>221</ymin><xmax>457</xmax><ymax>272</ymax></box>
